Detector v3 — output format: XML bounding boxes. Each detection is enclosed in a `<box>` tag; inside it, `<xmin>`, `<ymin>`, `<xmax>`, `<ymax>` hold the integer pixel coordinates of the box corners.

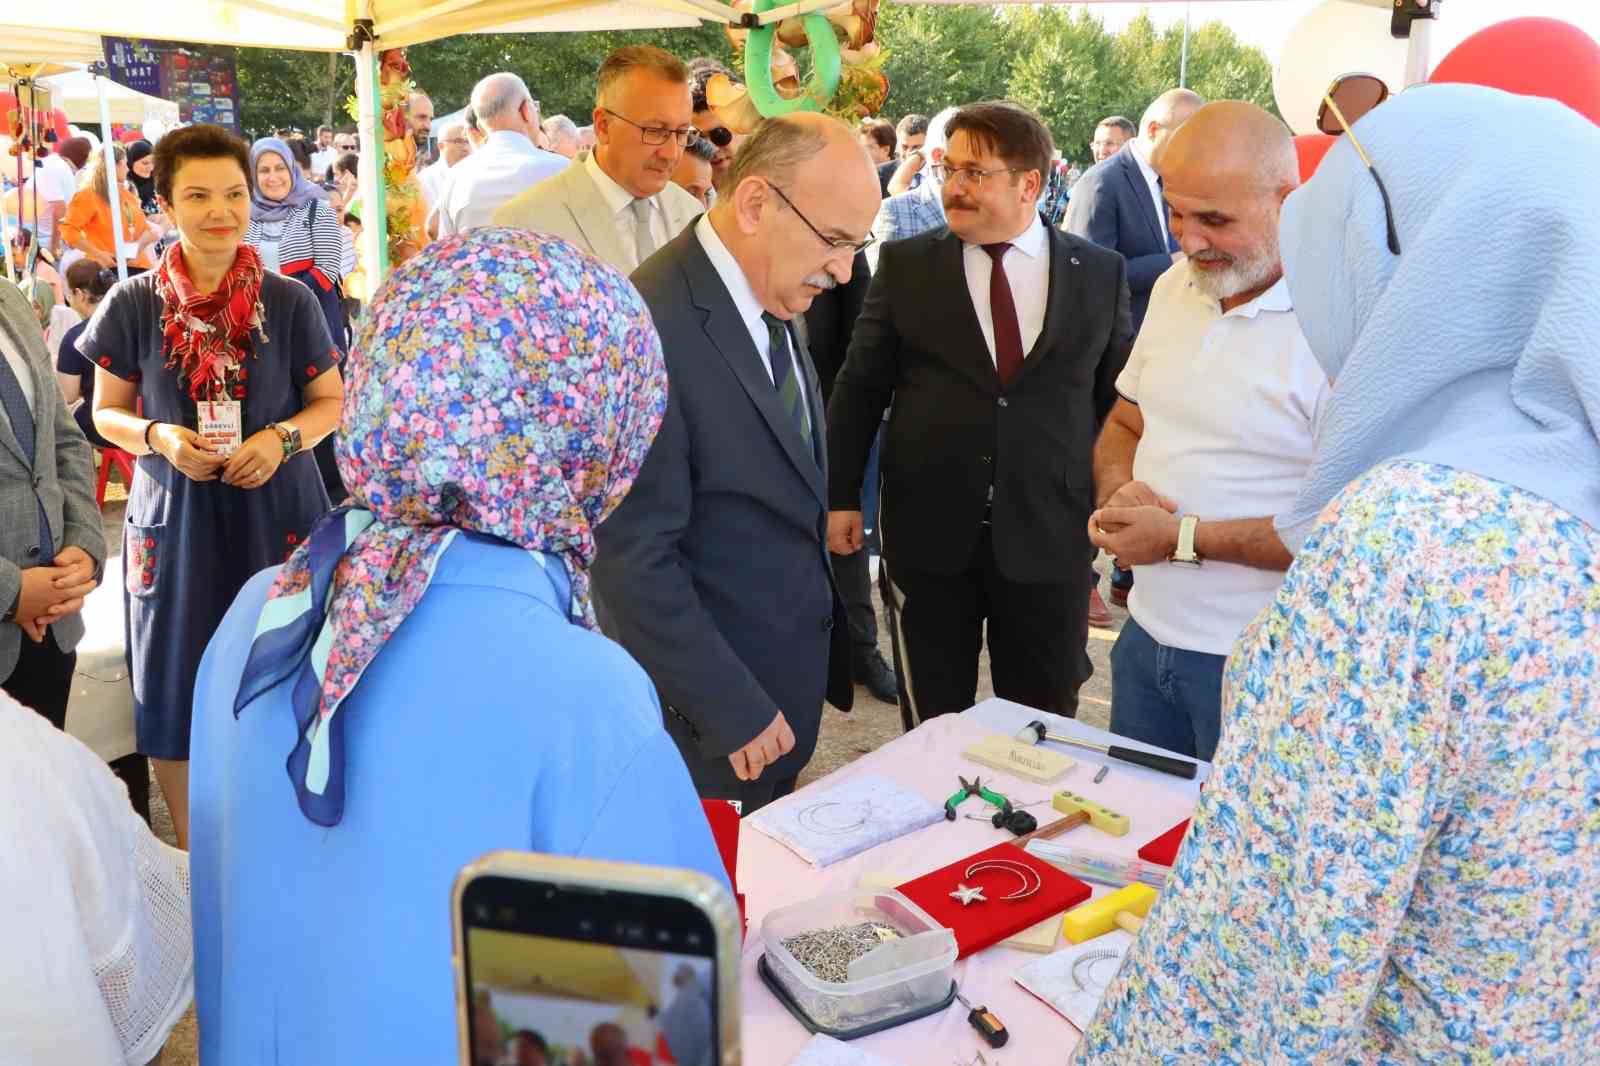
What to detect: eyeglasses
<box><xmin>1320</xmin><ymin>91</ymin><xmax>1401</xmax><ymax>256</ymax></box>
<box><xmin>764</xmin><ymin>180</ymin><xmax>876</xmax><ymax>255</ymax></box>
<box><xmin>440</xmin><ymin>138</ymin><xmax>470</xmax><ymax>147</ymax></box>
<box><xmin>602</xmin><ymin>109</ymin><xmax>699</xmax><ymax>148</ymax></box>
<box><xmin>930</xmin><ymin>163</ymin><xmax>1022</xmax><ymax>188</ymax></box>
<box><xmin>701</xmin><ymin>125</ymin><xmax>733</xmax><ymax>148</ymax></box>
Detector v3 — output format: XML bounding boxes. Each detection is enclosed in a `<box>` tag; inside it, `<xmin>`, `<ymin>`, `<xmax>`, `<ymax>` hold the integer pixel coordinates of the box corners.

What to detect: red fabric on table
<box><xmin>700</xmin><ymin>800</ymin><xmax>747</xmax><ymax>940</ymax></box>
<box><xmin>895</xmin><ymin>842</ymin><xmax>1090</xmax><ymax>958</ymax></box>
<box><xmin>1138</xmin><ymin>819</ymin><xmax>1190</xmax><ymax>867</ymax></box>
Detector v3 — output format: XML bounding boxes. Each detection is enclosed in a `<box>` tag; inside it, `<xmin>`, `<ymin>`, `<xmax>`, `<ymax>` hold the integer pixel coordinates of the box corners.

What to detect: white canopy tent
<box><xmin>41</xmin><ymin>68</ymin><xmax>180</xmax><ymax>126</ymax></box>
<box><xmin>3</xmin><ymin>0</ymin><xmax>1433</xmax><ymax>288</ymax></box>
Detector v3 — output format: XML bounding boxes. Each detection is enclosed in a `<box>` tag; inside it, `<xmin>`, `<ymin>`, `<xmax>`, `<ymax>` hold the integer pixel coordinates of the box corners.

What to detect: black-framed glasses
<box><xmin>602</xmin><ymin>109</ymin><xmax>699</xmax><ymax>147</ymax></box>
<box><xmin>764</xmin><ymin>181</ymin><xmax>876</xmax><ymax>255</ymax></box>
<box><xmin>1321</xmin><ymin>92</ymin><xmax>1401</xmax><ymax>256</ymax></box>
<box><xmin>930</xmin><ymin>163</ymin><xmax>1022</xmax><ymax>188</ymax></box>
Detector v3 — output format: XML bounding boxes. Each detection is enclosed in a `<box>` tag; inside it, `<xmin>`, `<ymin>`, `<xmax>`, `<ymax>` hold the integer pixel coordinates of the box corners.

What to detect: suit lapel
<box><xmin>564</xmin><ymin>156</ymin><xmax>633</xmax><ymax>269</ymax></box>
<box><xmin>681</xmin><ymin>231</ymin><xmax>827</xmax><ymax>505</ymax></box>
<box><xmin>0</xmin><ymin>291</ymin><xmax>41</xmax><ymax>467</ymax></box>
<box><xmin>1117</xmin><ymin>151</ymin><xmax>1166</xmax><ymax>250</ymax></box>
<box><xmin>1013</xmin><ymin>229</ymin><xmax>1073</xmax><ymax>385</ymax></box>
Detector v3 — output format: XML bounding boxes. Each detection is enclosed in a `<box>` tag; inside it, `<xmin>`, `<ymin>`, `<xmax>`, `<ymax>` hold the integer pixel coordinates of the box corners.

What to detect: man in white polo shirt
<box><xmin>1088</xmin><ymin>101</ymin><xmax>1328</xmax><ymax>761</ymax></box>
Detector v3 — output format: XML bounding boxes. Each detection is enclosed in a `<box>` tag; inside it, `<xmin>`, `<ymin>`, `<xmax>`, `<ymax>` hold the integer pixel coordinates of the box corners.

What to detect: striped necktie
<box><xmin>760</xmin><ymin>312</ymin><xmax>812</xmax><ymax>450</ymax></box>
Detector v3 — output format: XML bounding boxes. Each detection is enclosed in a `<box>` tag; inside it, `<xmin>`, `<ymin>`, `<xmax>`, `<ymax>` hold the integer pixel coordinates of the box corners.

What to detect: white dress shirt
<box><xmin>1128</xmin><ymin>138</ymin><xmax>1169</xmax><ymax>244</ymax></box>
<box><xmin>309</xmin><ymin>147</ymin><xmax>339</xmax><ymax>180</ymax></box>
<box><xmin>693</xmin><ymin>215</ymin><xmax>812</xmax><ymax>439</ymax></box>
<box><xmin>1116</xmin><ymin>268</ymin><xmax>1330</xmax><ymax>656</ymax></box>
<box><xmin>437</xmin><ymin>130</ymin><xmax>568</xmax><ymax>237</ymax></box>
<box><xmin>961</xmin><ymin>212</ymin><xmax>1050</xmax><ymax>364</ymax></box>
<box><xmin>586</xmin><ymin>152</ymin><xmax>668</xmax><ymax>272</ymax></box>
<box><xmin>416</xmin><ymin>156</ymin><xmax>451</xmax><ymax>211</ymax></box>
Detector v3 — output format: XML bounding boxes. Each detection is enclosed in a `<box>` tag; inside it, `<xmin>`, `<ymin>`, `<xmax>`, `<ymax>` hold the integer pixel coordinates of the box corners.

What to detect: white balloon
<box><xmin>1273</xmin><ymin>0</ymin><xmax>1411</xmax><ymax>135</ymax></box>
<box><xmin>142</xmin><ymin>119</ymin><xmax>167</xmax><ymax>143</ymax></box>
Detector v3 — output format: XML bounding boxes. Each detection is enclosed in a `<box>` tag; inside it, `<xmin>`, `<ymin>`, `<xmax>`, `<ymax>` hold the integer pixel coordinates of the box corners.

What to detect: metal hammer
<box><xmin>1014</xmin><ymin>719</ymin><xmax>1198</xmax><ymax>780</ymax></box>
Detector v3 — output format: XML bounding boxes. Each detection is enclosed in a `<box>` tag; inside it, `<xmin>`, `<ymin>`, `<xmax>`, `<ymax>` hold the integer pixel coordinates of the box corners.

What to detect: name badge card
<box><xmin>198</xmin><ymin>400</ymin><xmax>243</xmax><ymax>457</ymax></box>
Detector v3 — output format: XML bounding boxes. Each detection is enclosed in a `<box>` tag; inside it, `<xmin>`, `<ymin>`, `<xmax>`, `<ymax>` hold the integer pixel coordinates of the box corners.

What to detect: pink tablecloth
<box><xmin>736</xmin><ymin>698</ymin><xmax>1206</xmax><ymax>1066</ymax></box>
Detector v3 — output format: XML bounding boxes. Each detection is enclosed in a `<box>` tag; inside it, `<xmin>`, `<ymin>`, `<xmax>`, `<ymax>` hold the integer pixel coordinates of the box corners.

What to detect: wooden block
<box><xmin>1001</xmin><ymin>915</ymin><xmax>1061</xmax><ymax>953</ymax></box>
<box><xmin>1052</xmin><ymin>790</ymin><xmax>1130</xmax><ymax>836</ymax></box>
<box><xmin>1061</xmin><ymin>883</ymin><xmax>1157</xmax><ymax>944</ymax></box>
<box><xmin>964</xmin><ymin>734</ymin><xmax>1076</xmax><ymax>783</ymax></box>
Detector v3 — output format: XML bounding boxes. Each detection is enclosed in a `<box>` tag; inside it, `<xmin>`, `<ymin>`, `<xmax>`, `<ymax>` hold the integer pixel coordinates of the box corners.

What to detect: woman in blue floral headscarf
<box><xmin>184</xmin><ymin>228</ymin><xmax>727</xmax><ymax>1065</ymax></box>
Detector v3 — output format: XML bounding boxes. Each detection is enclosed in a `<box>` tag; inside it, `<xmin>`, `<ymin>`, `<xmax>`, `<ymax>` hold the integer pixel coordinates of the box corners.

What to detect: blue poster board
<box><xmin>102</xmin><ymin>37</ymin><xmax>240</xmax><ymax>133</ymax></box>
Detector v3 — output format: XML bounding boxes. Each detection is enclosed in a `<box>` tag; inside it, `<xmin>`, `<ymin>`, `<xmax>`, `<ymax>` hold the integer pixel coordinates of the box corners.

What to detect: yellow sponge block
<box><xmin>1061</xmin><ymin>883</ymin><xmax>1158</xmax><ymax>943</ymax></box>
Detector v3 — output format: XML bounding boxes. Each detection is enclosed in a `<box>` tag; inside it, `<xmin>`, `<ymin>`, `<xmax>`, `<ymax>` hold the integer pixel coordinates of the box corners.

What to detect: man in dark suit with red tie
<box><xmin>826</xmin><ymin>101</ymin><xmax>1133</xmax><ymax>724</ymax></box>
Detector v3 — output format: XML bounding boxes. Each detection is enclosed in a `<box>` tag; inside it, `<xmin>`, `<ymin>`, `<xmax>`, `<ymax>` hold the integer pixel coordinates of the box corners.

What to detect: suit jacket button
<box><xmin>822</xmin><ymin>616</ymin><xmax>834</xmax><ymax>632</ymax></box>
<box><xmin>26</xmin><ymin>546</ymin><xmax>40</xmax><ymax>558</ymax></box>
<box><xmin>982</xmin><ymin>455</ymin><xmax>992</xmax><ymax>464</ymax></box>
<box><xmin>997</xmin><ymin>397</ymin><xmax>1009</xmax><ymax>408</ymax></box>
<box><xmin>33</xmin><ymin>475</ymin><xmax>43</xmax><ymax>488</ymax></box>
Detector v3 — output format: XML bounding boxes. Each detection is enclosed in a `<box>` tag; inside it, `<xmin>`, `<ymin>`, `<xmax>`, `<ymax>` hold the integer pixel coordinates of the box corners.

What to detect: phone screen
<box><xmin>460</xmin><ymin>874</ymin><xmax>721</xmax><ymax>1066</ymax></box>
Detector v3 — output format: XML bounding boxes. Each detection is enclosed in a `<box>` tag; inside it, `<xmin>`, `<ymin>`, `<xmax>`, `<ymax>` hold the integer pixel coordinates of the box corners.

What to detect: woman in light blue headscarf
<box><xmin>1076</xmin><ymin>84</ymin><xmax>1600</xmax><ymax>1063</ymax></box>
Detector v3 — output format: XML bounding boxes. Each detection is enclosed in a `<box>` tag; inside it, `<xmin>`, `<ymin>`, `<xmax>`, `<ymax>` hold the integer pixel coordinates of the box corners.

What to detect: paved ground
<box><xmin>121</xmin><ymin>486</ymin><xmax>1123</xmax><ymax>1063</ymax></box>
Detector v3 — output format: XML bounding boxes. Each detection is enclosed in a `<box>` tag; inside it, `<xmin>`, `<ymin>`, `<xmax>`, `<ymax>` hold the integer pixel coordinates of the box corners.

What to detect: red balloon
<box><xmin>1429</xmin><ymin>16</ymin><xmax>1600</xmax><ymax>126</ymax></box>
<box><xmin>1294</xmin><ymin>133</ymin><xmax>1337</xmax><ymax>182</ymax></box>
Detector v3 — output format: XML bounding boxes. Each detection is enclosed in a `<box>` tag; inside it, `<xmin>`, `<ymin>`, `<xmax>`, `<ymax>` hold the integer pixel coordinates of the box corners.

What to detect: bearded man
<box><xmin>1087</xmin><ymin>101</ymin><xmax>1330</xmax><ymax>762</ymax></box>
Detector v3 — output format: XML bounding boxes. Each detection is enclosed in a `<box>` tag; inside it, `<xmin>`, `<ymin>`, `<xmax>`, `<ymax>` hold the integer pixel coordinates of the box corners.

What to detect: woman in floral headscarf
<box><xmin>185</xmin><ymin>227</ymin><xmax>726</xmax><ymax>1065</ymax></box>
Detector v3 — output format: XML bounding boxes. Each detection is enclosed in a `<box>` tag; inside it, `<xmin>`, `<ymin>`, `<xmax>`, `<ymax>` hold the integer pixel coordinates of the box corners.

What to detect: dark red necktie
<box><xmin>983</xmin><ymin>242</ymin><xmax>1024</xmax><ymax>385</ymax></box>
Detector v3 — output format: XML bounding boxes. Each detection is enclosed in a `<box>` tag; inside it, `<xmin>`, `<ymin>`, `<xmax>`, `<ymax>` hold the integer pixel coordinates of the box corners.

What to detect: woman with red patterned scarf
<box><xmin>79</xmin><ymin>124</ymin><xmax>344</xmax><ymax>848</ymax></box>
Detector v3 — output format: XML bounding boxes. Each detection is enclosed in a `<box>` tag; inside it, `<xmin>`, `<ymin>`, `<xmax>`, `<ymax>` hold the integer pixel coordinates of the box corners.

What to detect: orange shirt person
<box><xmin>60</xmin><ymin>144</ymin><xmax>158</xmax><ymax>271</ymax></box>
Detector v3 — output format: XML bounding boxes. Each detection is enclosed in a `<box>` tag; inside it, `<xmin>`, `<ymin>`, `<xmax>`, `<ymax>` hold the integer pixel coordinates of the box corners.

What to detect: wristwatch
<box><xmin>1170</xmin><ymin>515</ymin><xmax>1203</xmax><ymax>567</ymax></box>
<box><xmin>268</xmin><ymin>422</ymin><xmax>302</xmax><ymax>460</ymax></box>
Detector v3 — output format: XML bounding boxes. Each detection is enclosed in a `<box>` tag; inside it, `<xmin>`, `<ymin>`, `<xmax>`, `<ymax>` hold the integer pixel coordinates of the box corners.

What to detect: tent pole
<box><xmin>0</xmin><ymin>189</ymin><xmax>15</xmax><ymax>284</ymax></box>
<box><xmin>1403</xmin><ymin>17</ymin><xmax>1433</xmax><ymax>86</ymax></box>
<box><xmin>95</xmin><ymin>70</ymin><xmax>129</xmax><ymax>284</ymax></box>
<box><xmin>354</xmin><ymin>34</ymin><xmax>389</xmax><ymax>292</ymax></box>
<box><xmin>1179</xmin><ymin>0</ymin><xmax>1191</xmax><ymax>88</ymax></box>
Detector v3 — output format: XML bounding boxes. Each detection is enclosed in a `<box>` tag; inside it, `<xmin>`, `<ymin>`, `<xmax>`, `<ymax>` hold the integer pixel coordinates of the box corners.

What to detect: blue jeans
<box><xmin>1108</xmin><ymin>616</ymin><xmax>1227</xmax><ymax>761</ymax></box>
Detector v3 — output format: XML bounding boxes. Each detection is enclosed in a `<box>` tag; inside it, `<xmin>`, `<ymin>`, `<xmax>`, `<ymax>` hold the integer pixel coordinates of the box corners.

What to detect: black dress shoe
<box><xmin>854</xmin><ymin>648</ymin><xmax>900</xmax><ymax>704</ymax></box>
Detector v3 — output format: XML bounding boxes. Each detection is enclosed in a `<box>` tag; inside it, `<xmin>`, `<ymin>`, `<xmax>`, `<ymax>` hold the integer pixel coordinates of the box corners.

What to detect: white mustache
<box><xmin>806</xmin><ymin>273</ymin><xmax>837</xmax><ymax>291</ymax></box>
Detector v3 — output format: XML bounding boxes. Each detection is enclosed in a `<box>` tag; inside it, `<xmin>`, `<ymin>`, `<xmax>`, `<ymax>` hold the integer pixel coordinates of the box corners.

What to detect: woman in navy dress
<box><xmin>81</xmin><ymin>125</ymin><xmax>343</xmax><ymax>847</ymax></box>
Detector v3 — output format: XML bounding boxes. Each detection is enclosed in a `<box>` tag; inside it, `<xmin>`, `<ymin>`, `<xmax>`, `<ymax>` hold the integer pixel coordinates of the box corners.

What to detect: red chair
<box><xmin>95</xmin><ymin>448</ymin><xmax>136</xmax><ymax>509</ymax></box>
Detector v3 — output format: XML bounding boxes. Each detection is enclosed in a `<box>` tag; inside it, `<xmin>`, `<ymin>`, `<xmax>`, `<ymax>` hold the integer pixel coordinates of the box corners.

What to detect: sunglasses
<box><xmin>702</xmin><ymin>125</ymin><xmax>733</xmax><ymax>149</ymax></box>
<box><xmin>1316</xmin><ymin>73</ymin><xmax>1389</xmax><ymax>136</ymax></box>
<box><xmin>1320</xmin><ymin>89</ymin><xmax>1401</xmax><ymax>256</ymax></box>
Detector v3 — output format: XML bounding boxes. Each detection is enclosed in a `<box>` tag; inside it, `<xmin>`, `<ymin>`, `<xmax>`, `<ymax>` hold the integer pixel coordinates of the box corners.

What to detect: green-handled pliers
<box><xmin>943</xmin><ymin>775</ymin><xmax>1013</xmax><ymax>822</ymax></box>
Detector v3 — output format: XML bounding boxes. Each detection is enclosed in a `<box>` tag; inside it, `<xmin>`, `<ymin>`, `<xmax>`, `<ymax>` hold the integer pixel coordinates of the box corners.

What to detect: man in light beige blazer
<box><xmin>492</xmin><ymin>45</ymin><xmax>705</xmax><ymax>273</ymax></box>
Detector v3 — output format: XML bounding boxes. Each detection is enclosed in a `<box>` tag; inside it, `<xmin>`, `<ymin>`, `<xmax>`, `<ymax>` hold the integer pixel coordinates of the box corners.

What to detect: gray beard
<box><xmin>1187</xmin><ymin>250</ymin><xmax>1279</xmax><ymax>302</ymax></box>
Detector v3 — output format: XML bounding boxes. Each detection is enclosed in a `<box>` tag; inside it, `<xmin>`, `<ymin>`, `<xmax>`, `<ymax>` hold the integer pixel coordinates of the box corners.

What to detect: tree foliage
<box><xmin>233</xmin><ymin>9</ymin><xmax>1275</xmax><ymax>161</ymax></box>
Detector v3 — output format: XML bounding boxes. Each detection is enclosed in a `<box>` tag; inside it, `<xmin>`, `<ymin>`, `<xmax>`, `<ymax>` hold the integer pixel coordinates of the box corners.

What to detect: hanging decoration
<box><xmin>346</xmin><ymin>47</ymin><xmax>425</xmax><ymax>267</ymax></box>
<box><xmin>713</xmin><ymin>0</ymin><xmax>888</xmax><ymax>133</ymax></box>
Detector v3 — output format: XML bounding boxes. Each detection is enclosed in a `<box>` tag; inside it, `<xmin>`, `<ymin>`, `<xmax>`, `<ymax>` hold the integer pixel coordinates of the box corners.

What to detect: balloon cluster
<box><xmin>714</xmin><ymin>0</ymin><xmax>888</xmax><ymax>132</ymax></box>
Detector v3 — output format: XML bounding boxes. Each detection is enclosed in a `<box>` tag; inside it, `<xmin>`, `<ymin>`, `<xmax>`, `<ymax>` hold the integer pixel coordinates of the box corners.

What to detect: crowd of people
<box><xmin>0</xmin><ymin>33</ymin><xmax>1596</xmax><ymax>1066</ymax></box>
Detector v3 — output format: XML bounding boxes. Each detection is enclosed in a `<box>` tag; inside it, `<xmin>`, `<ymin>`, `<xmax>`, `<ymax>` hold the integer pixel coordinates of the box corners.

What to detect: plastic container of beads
<box><xmin>758</xmin><ymin>888</ymin><xmax>958</xmax><ymax>1039</ymax></box>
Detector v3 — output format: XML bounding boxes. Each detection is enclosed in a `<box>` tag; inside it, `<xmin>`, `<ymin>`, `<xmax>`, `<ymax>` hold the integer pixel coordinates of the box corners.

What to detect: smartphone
<box><xmin>453</xmin><ymin>852</ymin><xmax>742</xmax><ymax>1066</ymax></box>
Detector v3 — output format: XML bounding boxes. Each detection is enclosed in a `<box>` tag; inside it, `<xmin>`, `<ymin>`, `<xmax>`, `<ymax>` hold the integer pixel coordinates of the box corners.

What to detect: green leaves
<box><xmin>232</xmin><ymin>10</ymin><xmax>1273</xmax><ymax>165</ymax></box>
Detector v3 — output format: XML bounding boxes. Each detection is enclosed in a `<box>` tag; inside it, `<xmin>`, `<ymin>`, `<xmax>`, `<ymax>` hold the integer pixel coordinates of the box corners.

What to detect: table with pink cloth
<box><xmin>737</xmin><ymin>698</ymin><xmax>1210</xmax><ymax>1066</ymax></box>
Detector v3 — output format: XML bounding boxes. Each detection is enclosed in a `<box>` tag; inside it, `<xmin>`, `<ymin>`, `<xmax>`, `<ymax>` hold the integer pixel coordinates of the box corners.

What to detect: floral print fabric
<box><xmin>235</xmin><ymin>227</ymin><xmax>666</xmax><ymax>825</ymax></box>
<box><xmin>1077</xmin><ymin>461</ymin><xmax>1600</xmax><ymax>1064</ymax></box>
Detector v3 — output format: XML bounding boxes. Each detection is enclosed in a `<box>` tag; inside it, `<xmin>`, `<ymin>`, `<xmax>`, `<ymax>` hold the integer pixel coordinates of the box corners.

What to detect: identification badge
<box><xmin>198</xmin><ymin>400</ymin><xmax>243</xmax><ymax>457</ymax></box>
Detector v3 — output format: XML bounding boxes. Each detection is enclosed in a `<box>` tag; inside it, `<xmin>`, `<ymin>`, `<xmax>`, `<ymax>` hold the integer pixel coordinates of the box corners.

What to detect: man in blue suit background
<box><xmin>1066</xmin><ymin>88</ymin><xmax>1204</xmax><ymax>333</ymax></box>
